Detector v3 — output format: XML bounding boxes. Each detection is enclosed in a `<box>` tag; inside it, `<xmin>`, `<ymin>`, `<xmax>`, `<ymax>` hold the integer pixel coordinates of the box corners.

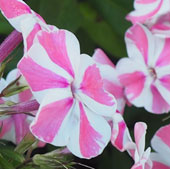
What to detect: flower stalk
<box><xmin>0</xmin><ymin>30</ymin><xmax>22</xmax><ymax>63</ymax></box>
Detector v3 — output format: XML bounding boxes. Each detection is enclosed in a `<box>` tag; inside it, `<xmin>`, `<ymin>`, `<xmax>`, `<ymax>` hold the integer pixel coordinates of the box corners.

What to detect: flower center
<box><xmin>148</xmin><ymin>67</ymin><xmax>157</xmax><ymax>80</ymax></box>
<box><xmin>71</xmin><ymin>82</ymin><xmax>76</xmax><ymax>94</ymax></box>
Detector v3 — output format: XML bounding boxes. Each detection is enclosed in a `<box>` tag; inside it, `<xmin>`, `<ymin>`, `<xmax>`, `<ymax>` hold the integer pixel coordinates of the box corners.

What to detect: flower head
<box><xmin>18</xmin><ymin>28</ymin><xmax>117</xmax><ymax>159</ymax></box>
<box><xmin>117</xmin><ymin>23</ymin><xmax>170</xmax><ymax>114</ymax></box>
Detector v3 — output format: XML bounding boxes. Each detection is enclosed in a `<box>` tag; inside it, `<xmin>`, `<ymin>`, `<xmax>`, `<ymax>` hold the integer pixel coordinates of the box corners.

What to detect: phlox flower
<box><xmin>0</xmin><ymin>69</ymin><xmax>33</xmax><ymax>144</ymax></box>
<box><xmin>128</xmin><ymin>122</ymin><xmax>152</xmax><ymax>169</ymax></box>
<box><xmin>92</xmin><ymin>48</ymin><xmax>126</xmax><ymax>115</ymax></box>
<box><xmin>18</xmin><ymin>27</ymin><xmax>117</xmax><ymax>159</ymax></box>
<box><xmin>151</xmin><ymin>124</ymin><xmax>170</xmax><ymax>169</ymax></box>
<box><xmin>126</xmin><ymin>0</ymin><xmax>170</xmax><ymax>25</ymax></box>
<box><xmin>117</xmin><ymin>23</ymin><xmax>170</xmax><ymax>114</ymax></box>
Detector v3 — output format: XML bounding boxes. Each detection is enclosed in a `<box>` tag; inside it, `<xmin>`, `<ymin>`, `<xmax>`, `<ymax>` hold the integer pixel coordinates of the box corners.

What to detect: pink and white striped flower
<box><xmin>151</xmin><ymin>124</ymin><xmax>170</xmax><ymax>169</ymax></box>
<box><xmin>92</xmin><ymin>48</ymin><xmax>126</xmax><ymax>115</ymax></box>
<box><xmin>126</xmin><ymin>0</ymin><xmax>170</xmax><ymax>25</ymax></box>
<box><xmin>129</xmin><ymin>122</ymin><xmax>152</xmax><ymax>169</ymax></box>
<box><xmin>0</xmin><ymin>69</ymin><xmax>33</xmax><ymax>144</ymax></box>
<box><xmin>17</xmin><ymin>28</ymin><xmax>117</xmax><ymax>159</ymax></box>
<box><xmin>117</xmin><ymin>23</ymin><xmax>170</xmax><ymax>114</ymax></box>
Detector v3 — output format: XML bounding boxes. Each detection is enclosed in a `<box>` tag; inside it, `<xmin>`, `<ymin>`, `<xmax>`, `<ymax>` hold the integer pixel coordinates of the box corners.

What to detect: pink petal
<box><xmin>80</xmin><ymin>64</ymin><xmax>114</xmax><ymax>106</ymax></box>
<box><xmin>150</xmin><ymin>84</ymin><xmax>170</xmax><ymax>114</ymax></box>
<box><xmin>92</xmin><ymin>48</ymin><xmax>115</xmax><ymax>68</ymax></box>
<box><xmin>159</xmin><ymin>75</ymin><xmax>170</xmax><ymax>92</ymax></box>
<box><xmin>36</xmin><ymin>29</ymin><xmax>80</xmax><ymax>78</ymax></box>
<box><xmin>152</xmin><ymin>161</ymin><xmax>170</xmax><ymax>169</ymax></box>
<box><xmin>134</xmin><ymin>122</ymin><xmax>147</xmax><ymax>157</ymax></box>
<box><xmin>0</xmin><ymin>0</ymin><xmax>31</xmax><ymax>19</ymax></box>
<box><xmin>119</xmin><ymin>71</ymin><xmax>146</xmax><ymax>102</ymax></box>
<box><xmin>26</xmin><ymin>23</ymin><xmax>42</xmax><ymax>51</ymax></box>
<box><xmin>150</xmin><ymin>13</ymin><xmax>170</xmax><ymax>38</ymax></box>
<box><xmin>126</xmin><ymin>0</ymin><xmax>166</xmax><ymax>24</ymax></box>
<box><xmin>152</xmin><ymin>124</ymin><xmax>170</xmax><ymax>150</ymax></box>
<box><xmin>13</xmin><ymin>114</ymin><xmax>29</xmax><ymax>144</ymax></box>
<box><xmin>31</xmin><ymin>97</ymin><xmax>74</xmax><ymax>144</ymax></box>
<box><xmin>156</xmin><ymin>39</ymin><xmax>170</xmax><ymax>67</ymax></box>
<box><xmin>19</xmin><ymin>89</ymin><xmax>33</xmax><ymax>102</ymax></box>
<box><xmin>67</xmin><ymin>101</ymin><xmax>111</xmax><ymax>159</ymax></box>
<box><xmin>79</xmin><ymin>63</ymin><xmax>116</xmax><ymax>117</ymax></box>
<box><xmin>126</xmin><ymin>24</ymin><xmax>149</xmax><ymax>65</ymax></box>
<box><xmin>111</xmin><ymin>113</ymin><xmax>132</xmax><ymax>152</ymax></box>
<box><xmin>18</xmin><ymin>56</ymin><xmax>69</xmax><ymax>92</ymax></box>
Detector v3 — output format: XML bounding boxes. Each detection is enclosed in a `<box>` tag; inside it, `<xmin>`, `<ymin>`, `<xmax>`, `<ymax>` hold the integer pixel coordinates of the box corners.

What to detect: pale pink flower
<box><xmin>151</xmin><ymin>124</ymin><xmax>170</xmax><ymax>169</ymax></box>
<box><xmin>0</xmin><ymin>69</ymin><xmax>33</xmax><ymax>144</ymax></box>
<box><xmin>129</xmin><ymin>122</ymin><xmax>152</xmax><ymax>169</ymax></box>
<box><xmin>117</xmin><ymin>23</ymin><xmax>170</xmax><ymax>114</ymax></box>
<box><xmin>92</xmin><ymin>48</ymin><xmax>126</xmax><ymax>115</ymax></box>
<box><xmin>126</xmin><ymin>0</ymin><xmax>170</xmax><ymax>25</ymax></box>
<box><xmin>18</xmin><ymin>28</ymin><xmax>117</xmax><ymax>159</ymax></box>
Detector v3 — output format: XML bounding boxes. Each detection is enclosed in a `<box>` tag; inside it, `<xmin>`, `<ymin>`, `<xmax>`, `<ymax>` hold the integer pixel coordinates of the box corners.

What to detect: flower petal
<box><xmin>0</xmin><ymin>0</ymin><xmax>32</xmax><ymax>31</ymax></box>
<box><xmin>35</xmin><ymin>29</ymin><xmax>80</xmax><ymax>78</ymax></box>
<box><xmin>93</xmin><ymin>48</ymin><xmax>115</xmax><ymax>68</ymax></box>
<box><xmin>67</xmin><ymin>101</ymin><xmax>111</xmax><ymax>159</ymax></box>
<box><xmin>151</xmin><ymin>124</ymin><xmax>170</xmax><ymax>165</ymax></box>
<box><xmin>134</xmin><ymin>122</ymin><xmax>147</xmax><ymax>158</ymax></box>
<box><xmin>30</xmin><ymin>89</ymin><xmax>76</xmax><ymax>146</ymax></box>
<box><xmin>126</xmin><ymin>0</ymin><xmax>169</xmax><ymax>24</ymax></box>
<box><xmin>100</xmin><ymin>65</ymin><xmax>126</xmax><ymax>114</ymax></box>
<box><xmin>111</xmin><ymin>112</ymin><xmax>132</xmax><ymax>151</ymax></box>
<box><xmin>18</xmin><ymin>52</ymin><xmax>70</xmax><ymax>103</ymax></box>
<box><xmin>78</xmin><ymin>55</ymin><xmax>116</xmax><ymax>117</ymax></box>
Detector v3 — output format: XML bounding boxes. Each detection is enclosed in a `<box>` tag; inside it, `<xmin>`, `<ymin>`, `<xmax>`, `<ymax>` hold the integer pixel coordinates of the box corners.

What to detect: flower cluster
<box><xmin>0</xmin><ymin>0</ymin><xmax>170</xmax><ymax>168</ymax></box>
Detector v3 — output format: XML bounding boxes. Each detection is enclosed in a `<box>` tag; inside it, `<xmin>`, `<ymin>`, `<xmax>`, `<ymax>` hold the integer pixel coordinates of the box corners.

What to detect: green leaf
<box><xmin>79</xmin><ymin>2</ymin><xmax>126</xmax><ymax>58</ymax></box>
<box><xmin>0</xmin><ymin>146</ymin><xmax>24</xmax><ymax>167</ymax></box>
<box><xmin>39</xmin><ymin>0</ymin><xmax>82</xmax><ymax>32</ymax></box>
<box><xmin>15</xmin><ymin>133</ymin><xmax>36</xmax><ymax>154</ymax></box>
<box><xmin>0</xmin><ymin>154</ymin><xmax>14</xmax><ymax>169</ymax></box>
<box><xmin>87</xmin><ymin>0</ymin><xmax>131</xmax><ymax>36</ymax></box>
<box><xmin>0</xmin><ymin>14</ymin><xmax>13</xmax><ymax>34</ymax></box>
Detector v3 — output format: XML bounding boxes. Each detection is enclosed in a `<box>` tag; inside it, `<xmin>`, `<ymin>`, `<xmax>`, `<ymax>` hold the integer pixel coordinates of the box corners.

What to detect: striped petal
<box><xmin>150</xmin><ymin>13</ymin><xmax>170</xmax><ymax>38</ymax></box>
<box><xmin>126</xmin><ymin>0</ymin><xmax>170</xmax><ymax>25</ymax></box>
<box><xmin>134</xmin><ymin>122</ymin><xmax>147</xmax><ymax>158</ymax></box>
<box><xmin>67</xmin><ymin>101</ymin><xmax>111</xmax><ymax>159</ymax></box>
<box><xmin>93</xmin><ymin>48</ymin><xmax>115</xmax><ymax>68</ymax></box>
<box><xmin>151</xmin><ymin>153</ymin><xmax>170</xmax><ymax>169</ymax></box>
<box><xmin>77</xmin><ymin>54</ymin><xmax>116</xmax><ymax>118</ymax></box>
<box><xmin>0</xmin><ymin>0</ymin><xmax>31</xmax><ymax>31</ymax></box>
<box><xmin>34</xmin><ymin>29</ymin><xmax>80</xmax><ymax>78</ymax></box>
<box><xmin>30</xmin><ymin>88</ymin><xmax>76</xmax><ymax>146</ymax></box>
<box><xmin>151</xmin><ymin>124</ymin><xmax>170</xmax><ymax>166</ymax></box>
<box><xmin>92</xmin><ymin>49</ymin><xmax>126</xmax><ymax>114</ymax></box>
<box><xmin>111</xmin><ymin>112</ymin><xmax>132</xmax><ymax>151</ymax></box>
<box><xmin>18</xmin><ymin>45</ymin><xmax>70</xmax><ymax>103</ymax></box>
<box><xmin>125</xmin><ymin>24</ymin><xmax>159</xmax><ymax>66</ymax></box>
<box><xmin>0</xmin><ymin>0</ymin><xmax>46</xmax><ymax>33</ymax></box>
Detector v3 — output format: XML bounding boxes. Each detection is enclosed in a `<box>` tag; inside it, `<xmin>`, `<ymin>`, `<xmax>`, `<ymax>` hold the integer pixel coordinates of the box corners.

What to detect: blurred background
<box><xmin>0</xmin><ymin>0</ymin><xmax>169</xmax><ymax>168</ymax></box>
